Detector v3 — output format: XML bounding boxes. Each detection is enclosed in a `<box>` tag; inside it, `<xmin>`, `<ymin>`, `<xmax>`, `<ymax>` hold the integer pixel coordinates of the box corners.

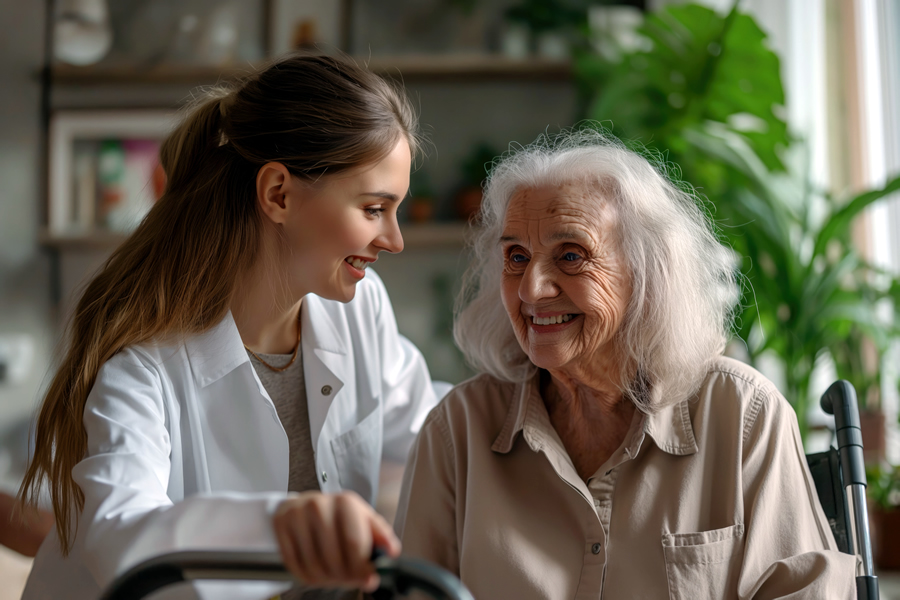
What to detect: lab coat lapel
<box><xmin>184</xmin><ymin>312</ymin><xmax>251</xmax><ymax>387</ymax></box>
<box><xmin>301</xmin><ymin>296</ymin><xmax>349</xmax><ymax>453</ymax></box>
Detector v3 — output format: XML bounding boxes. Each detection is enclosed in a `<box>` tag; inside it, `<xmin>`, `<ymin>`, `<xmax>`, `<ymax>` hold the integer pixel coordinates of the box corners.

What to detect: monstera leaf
<box><xmin>575</xmin><ymin>3</ymin><xmax>790</xmax><ymax>180</ymax></box>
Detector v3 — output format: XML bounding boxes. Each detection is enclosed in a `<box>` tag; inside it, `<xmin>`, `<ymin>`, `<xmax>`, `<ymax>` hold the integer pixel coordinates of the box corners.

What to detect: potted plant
<box><xmin>454</xmin><ymin>142</ymin><xmax>501</xmax><ymax>222</ymax></box>
<box><xmin>407</xmin><ymin>170</ymin><xmax>436</xmax><ymax>224</ymax></box>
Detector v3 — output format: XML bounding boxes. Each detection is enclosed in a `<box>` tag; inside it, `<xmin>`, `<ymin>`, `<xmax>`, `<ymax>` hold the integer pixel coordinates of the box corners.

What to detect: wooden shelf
<box><xmin>50</xmin><ymin>55</ymin><xmax>571</xmax><ymax>86</ymax></box>
<box><xmin>50</xmin><ymin>63</ymin><xmax>260</xmax><ymax>86</ymax></box>
<box><xmin>366</xmin><ymin>55</ymin><xmax>571</xmax><ymax>82</ymax></box>
<box><xmin>40</xmin><ymin>222</ymin><xmax>470</xmax><ymax>251</ymax></box>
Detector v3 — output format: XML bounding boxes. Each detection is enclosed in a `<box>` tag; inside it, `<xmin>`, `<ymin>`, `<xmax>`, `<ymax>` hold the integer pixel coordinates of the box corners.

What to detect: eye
<box><xmin>562</xmin><ymin>251</ymin><xmax>581</xmax><ymax>262</ymax></box>
<box><xmin>503</xmin><ymin>246</ymin><xmax>529</xmax><ymax>270</ymax></box>
<box><xmin>365</xmin><ymin>207</ymin><xmax>385</xmax><ymax>218</ymax></box>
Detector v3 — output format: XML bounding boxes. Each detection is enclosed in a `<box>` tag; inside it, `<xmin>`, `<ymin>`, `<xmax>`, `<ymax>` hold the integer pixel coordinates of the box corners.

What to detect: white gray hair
<box><xmin>453</xmin><ymin>128</ymin><xmax>740</xmax><ymax>411</ymax></box>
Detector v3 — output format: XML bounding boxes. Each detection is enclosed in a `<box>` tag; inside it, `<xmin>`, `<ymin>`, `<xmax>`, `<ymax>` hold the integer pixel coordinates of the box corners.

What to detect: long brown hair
<box><xmin>19</xmin><ymin>53</ymin><xmax>419</xmax><ymax>554</ymax></box>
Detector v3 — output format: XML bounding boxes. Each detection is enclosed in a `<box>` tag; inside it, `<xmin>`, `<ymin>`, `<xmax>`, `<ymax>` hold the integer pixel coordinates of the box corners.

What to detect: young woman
<box><xmin>19</xmin><ymin>53</ymin><xmax>447</xmax><ymax>600</ymax></box>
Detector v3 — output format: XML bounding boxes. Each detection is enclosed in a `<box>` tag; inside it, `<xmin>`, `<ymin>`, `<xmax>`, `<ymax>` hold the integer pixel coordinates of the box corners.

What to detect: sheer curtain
<box><xmin>859</xmin><ymin>0</ymin><xmax>900</xmax><ymax>464</ymax></box>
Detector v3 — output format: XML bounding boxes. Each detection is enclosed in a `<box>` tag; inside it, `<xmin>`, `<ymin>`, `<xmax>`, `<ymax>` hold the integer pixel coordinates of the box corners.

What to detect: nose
<box><xmin>519</xmin><ymin>259</ymin><xmax>558</xmax><ymax>304</ymax></box>
<box><xmin>374</xmin><ymin>214</ymin><xmax>404</xmax><ymax>254</ymax></box>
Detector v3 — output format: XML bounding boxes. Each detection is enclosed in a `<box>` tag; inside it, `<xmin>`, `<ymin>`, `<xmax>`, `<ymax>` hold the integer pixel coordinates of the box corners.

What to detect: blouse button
<box><xmin>591</xmin><ymin>543</ymin><xmax>602</xmax><ymax>554</ymax></box>
<box><xmin>321</xmin><ymin>471</ymin><xmax>328</xmax><ymax>482</ymax></box>
<box><xmin>321</xmin><ymin>385</ymin><xmax>333</xmax><ymax>396</ymax></box>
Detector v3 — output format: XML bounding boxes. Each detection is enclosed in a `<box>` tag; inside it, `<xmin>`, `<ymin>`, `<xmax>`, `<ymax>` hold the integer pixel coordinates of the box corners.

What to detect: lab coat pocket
<box><xmin>662</xmin><ymin>523</ymin><xmax>744</xmax><ymax>600</ymax></box>
<box><xmin>331</xmin><ymin>403</ymin><xmax>383</xmax><ymax>504</ymax></box>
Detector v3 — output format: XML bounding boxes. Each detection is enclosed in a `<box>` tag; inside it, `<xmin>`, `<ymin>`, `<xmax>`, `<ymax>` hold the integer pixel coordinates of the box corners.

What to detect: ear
<box><xmin>256</xmin><ymin>162</ymin><xmax>298</xmax><ymax>225</ymax></box>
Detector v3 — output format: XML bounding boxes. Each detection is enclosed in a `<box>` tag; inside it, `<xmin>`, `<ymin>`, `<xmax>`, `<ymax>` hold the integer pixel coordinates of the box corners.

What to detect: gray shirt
<box><xmin>250</xmin><ymin>349</ymin><xmax>319</xmax><ymax>495</ymax></box>
<box><xmin>249</xmin><ymin>350</ymin><xmax>359</xmax><ymax>600</ymax></box>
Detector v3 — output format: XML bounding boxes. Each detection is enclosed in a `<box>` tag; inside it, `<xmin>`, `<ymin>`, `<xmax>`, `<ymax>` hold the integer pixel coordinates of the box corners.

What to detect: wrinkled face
<box><xmin>499</xmin><ymin>182</ymin><xmax>632</xmax><ymax>372</ymax></box>
<box><xmin>281</xmin><ymin>138</ymin><xmax>410</xmax><ymax>302</ymax></box>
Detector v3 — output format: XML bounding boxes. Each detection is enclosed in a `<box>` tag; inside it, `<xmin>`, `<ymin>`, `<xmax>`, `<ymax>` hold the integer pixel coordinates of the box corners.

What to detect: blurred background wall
<box><xmin>0</xmin><ymin>0</ymin><xmax>55</xmax><ymax>490</ymax></box>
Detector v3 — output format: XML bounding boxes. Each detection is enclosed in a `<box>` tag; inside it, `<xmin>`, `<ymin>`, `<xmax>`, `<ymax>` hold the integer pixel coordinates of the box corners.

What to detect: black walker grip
<box><xmin>820</xmin><ymin>380</ymin><xmax>867</xmax><ymax>488</ymax></box>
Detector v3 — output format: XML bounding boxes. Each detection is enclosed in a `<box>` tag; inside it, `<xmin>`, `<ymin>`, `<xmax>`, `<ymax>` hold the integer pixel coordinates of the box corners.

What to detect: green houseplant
<box><xmin>572</xmin><ymin>2</ymin><xmax>900</xmax><ymax>439</ymax></box>
<box><xmin>454</xmin><ymin>142</ymin><xmax>501</xmax><ymax>221</ymax></box>
<box><xmin>690</xmin><ymin>132</ymin><xmax>900</xmax><ymax>439</ymax></box>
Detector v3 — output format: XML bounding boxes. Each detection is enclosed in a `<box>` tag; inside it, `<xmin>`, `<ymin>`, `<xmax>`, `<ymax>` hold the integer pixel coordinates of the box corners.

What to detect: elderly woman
<box><xmin>393</xmin><ymin>130</ymin><xmax>857</xmax><ymax>599</ymax></box>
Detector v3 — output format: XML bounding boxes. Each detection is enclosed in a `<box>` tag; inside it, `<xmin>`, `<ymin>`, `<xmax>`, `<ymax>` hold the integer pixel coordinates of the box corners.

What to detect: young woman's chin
<box><xmin>320</xmin><ymin>278</ymin><xmax>361</xmax><ymax>304</ymax></box>
<box><xmin>335</xmin><ymin>287</ymin><xmax>359</xmax><ymax>303</ymax></box>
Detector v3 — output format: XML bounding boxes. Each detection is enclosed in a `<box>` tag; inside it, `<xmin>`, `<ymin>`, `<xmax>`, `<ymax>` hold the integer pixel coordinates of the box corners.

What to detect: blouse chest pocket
<box><xmin>662</xmin><ymin>523</ymin><xmax>744</xmax><ymax>600</ymax></box>
<box><xmin>331</xmin><ymin>403</ymin><xmax>383</xmax><ymax>505</ymax></box>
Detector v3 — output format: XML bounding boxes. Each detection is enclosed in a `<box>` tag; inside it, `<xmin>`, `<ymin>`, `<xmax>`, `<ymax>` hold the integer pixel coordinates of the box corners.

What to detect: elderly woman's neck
<box><xmin>541</xmin><ymin>354</ymin><xmax>632</xmax><ymax>413</ymax></box>
<box><xmin>540</xmin><ymin>366</ymin><xmax>637</xmax><ymax>481</ymax></box>
<box><xmin>541</xmin><ymin>369</ymin><xmax>629</xmax><ymax>417</ymax></box>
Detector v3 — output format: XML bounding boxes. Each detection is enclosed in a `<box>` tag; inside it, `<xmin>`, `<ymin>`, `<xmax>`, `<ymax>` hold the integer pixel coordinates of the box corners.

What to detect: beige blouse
<box><xmin>394</xmin><ymin>356</ymin><xmax>857</xmax><ymax>599</ymax></box>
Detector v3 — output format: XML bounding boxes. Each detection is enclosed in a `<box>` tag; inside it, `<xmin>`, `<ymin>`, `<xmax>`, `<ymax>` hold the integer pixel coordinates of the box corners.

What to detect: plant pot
<box><xmin>408</xmin><ymin>198</ymin><xmax>434</xmax><ymax>223</ymax></box>
<box><xmin>536</xmin><ymin>30</ymin><xmax>568</xmax><ymax>59</ymax></box>
<box><xmin>501</xmin><ymin>22</ymin><xmax>530</xmax><ymax>59</ymax></box>
<box><xmin>455</xmin><ymin>186</ymin><xmax>483</xmax><ymax>222</ymax></box>
<box><xmin>871</xmin><ymin>505</ymin><xmax>900</xmax><ymax>570</ymax></box>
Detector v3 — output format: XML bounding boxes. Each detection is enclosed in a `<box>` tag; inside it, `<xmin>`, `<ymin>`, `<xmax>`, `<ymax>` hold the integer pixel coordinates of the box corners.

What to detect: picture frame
<box><xmin>48</xmin><ymin>110</ymin><xmax>176</xmax><ymax>235</ymax></box>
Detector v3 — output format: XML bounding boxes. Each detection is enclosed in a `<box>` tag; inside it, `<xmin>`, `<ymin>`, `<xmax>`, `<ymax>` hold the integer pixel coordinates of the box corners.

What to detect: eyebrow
<box><xmin>360</xmin><ymin>191</ymin><xmax>401</xmax><ymax>202</ymax></box>
<box><xmin>498</xmin><ymin>231</ymin><xmax>585</xmax><ymax>245</ymax></box>
<box><xmin>548</xmin><ymin>231</ymin><xmax>583</xmax><ymax>242</ymax></box>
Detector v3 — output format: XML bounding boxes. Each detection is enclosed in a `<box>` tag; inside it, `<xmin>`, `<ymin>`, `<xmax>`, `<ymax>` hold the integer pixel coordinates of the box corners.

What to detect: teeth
<box><xmin>346</xmin><ymin>258</ymin><xmax>368</xmax><ymax>270</ymax></box>
<box><xmin>532</xmin><ymin>314</ymin><xmax>574</xmax><ymax>326</ymax></box>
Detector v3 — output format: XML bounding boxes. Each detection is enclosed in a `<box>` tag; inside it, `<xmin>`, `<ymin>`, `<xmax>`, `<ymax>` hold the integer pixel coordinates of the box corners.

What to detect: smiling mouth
<box><xmin>345</xmin><ymin>257</ymin><xmax>371</xmax><ymax>271</ymax></box>
<box><xmin>531</xmin><ymin>314</ymin><xmax>576</xmax><ymax>325</ymax></box>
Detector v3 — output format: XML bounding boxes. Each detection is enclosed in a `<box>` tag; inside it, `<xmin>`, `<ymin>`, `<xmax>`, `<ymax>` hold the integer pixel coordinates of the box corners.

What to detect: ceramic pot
<box><xmin>408</xmin><ymin>198</ymin><xmax>434</xmax><ymax>223</ymax></box>
<box><xmin>455</xmin><ymin>186</ymin><xmax>483</xmax><ymax>222</ymax></box>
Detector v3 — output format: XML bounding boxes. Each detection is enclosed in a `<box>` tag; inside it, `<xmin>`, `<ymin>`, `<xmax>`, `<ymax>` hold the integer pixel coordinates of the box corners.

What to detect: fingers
<box><xmin>334</xmin><ymin>493</ymin><xmax>375</xmax><ymax>583</ymax></box>
<box><xmin>369</xmin><ymin>510</ymin><xmax>401</xmax><ymax>558</ymax></box>
<box><xmin>273</xmin><ymin>492</ymin><xmax>402</xmax><ymax>592</ymax></box>
<box><xmin>273</xmin><ymin>516</ymin><xmax>298</xmax><ymax>573</ymax></box>
<box><xmin>291</xmin><ymin>498</ymin><xmax>331</xmax><ymax>583</ymax></box>
<box><xmin>309</xmin><ymin>497</ymin><xmax>355</xmax><ymax>584</ymax></box>
<box><xmin>274</xmin><ymin>495</ymin><xmax>318</xmax><ymax>585</ymax></box>
<box><xmin>358</xmin><ymin>508</ymin><xmax>401</xmax><ymax>593</ymax></box>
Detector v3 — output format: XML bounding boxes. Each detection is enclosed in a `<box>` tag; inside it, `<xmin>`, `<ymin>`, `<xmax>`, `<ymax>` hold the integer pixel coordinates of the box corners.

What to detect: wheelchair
<box><xmin>100</xmin><ymin>380</ymin><xmax>878</xmax><ymax>600</ymax></box>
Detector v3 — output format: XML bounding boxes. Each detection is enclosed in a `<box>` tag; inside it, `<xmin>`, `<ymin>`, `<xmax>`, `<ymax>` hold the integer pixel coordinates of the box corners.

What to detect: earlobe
<box><xmin>256</xmin><ymin>162</ymin><xmax>293</xmax><ymax>224</ymax></box>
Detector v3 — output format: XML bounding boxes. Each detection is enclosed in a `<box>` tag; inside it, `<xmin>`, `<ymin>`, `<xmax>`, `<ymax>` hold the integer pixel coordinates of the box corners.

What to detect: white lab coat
<box><xmin>23</xmin><ymin>271</ymin><xmax>448</xmax><ymax>600</ymax></box>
